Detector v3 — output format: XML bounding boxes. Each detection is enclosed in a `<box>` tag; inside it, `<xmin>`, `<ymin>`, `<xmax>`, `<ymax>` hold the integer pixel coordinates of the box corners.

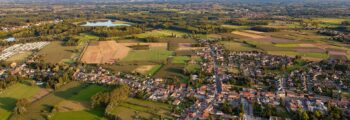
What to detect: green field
<box><xmin>265</xmin><ymin>30</ymin><xmax>328</xmax><ymax>42</ymax></box>
<box><xmin>70</xmin><ymin>84</ymin><xmax>108</xmax><ymax>102</ymax></box>
<box><xmin>103</xmin><ymin>64</ymin><xmax>140</xmax><ymax>73</ymax></box>
<box><xmin>313</xmin><ymin>18</ymin><xmax>349</xmax><ymax>25</ymax></box>
<box><xmin>108</xmin><ymin>98</ymin><xmax>172</xmax><ymax>120</ymax></box>
<box><xmin>267</xmin><ymin>51</ymin><xmax>329</xmax><ymax>59</ymax></box>
<box><xmin>0</xmin><ymin>81</ymin><xmax>40</xmax><ymax>120</ymax></box>
<box><xmin>49</xmin><ymin>84</ymin><xmax>109</xmax><ymax>120</ymax></box>
<box><xmin>122</xmin><ymin>50</ymin><xmax>173</xmax><ymax>62</ymax></box>
<box><xmin>10</xmin><ymin>82</ymin><xmax>110</xmax><ymax>120</ymax></box>
<box><xmin>112</xmin><ymin>20</ymin><xmax>133</xmax><ymax>24</ymax></box>
<box><xmin>274</xmin><ymin>43</ymin><xmax>300</xmax><ymax>48</ymax></box>
<box><xmin>147</xmin><ymin>65</ymin><xmax>163</xmax><ymax>76</ymax></box>
<box><xmin>221</xmin><ymin>24</ymin><xmax>249</xmax><ymax>30</ymax></box>
<box><xmin>73</xmin><ymin>33</ymin><xmax>99</xmax><ymax>45</ymax></box>
<box><xmin>5</xmin><ymin>51</ymin><xmax>32</xmax><ymax>62</ymax></box>
<box><xmin>185</xmin><ymin>63</ymin><xmax>201</xmax><ymax>73</ymax></box>
<box><xmin>134</xmin><ymin>29</ymin><xmax>187</xmax><ymax>38</ymax></box>
<box><xmin>163</xmin><ymin>38</ymin><xmax>197</xmax><ymax>51</ymax></box>
<box><xmin>172</xmin><ymin>56</ymin><xmax>190</xmax><ymax>64</ymax></box>
<box><xmin>220</xmin><ymin>41</ymin><xmax>260</xmax><ymax>51</ymax></box>
<box><xmin>37</xmin><ymin>41</ymin><xmax>82</xmax><ymax>64</ymax></box>
<box><xmin>10</xmin><ymin>81</ymin><xmax>94</xmax><ymax>120</ymax></box>
<box><xmin>263</xmin><ymin>21</ymin><xmax>301</xmax><ymax>29</ymax></box>
<box><xmin>51</xmin><ymin>107</ymin><xmax>106</xmax><ymax>120</ymax></box>
<box><xmin>154</xmin><ymin>64</ymin><xmax>189</xmax><ymax>83</ymax></box>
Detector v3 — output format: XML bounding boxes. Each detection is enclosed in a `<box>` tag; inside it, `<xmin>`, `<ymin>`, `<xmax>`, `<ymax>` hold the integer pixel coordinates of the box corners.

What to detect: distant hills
<box><xmin>0</xmin><ymin>0</ymin><xmax>349</xmax><ymax>4</ymax></box>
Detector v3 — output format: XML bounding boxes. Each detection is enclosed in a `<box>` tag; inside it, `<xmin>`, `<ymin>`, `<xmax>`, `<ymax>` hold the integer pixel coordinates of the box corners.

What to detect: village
<box><xmin>0</xmin><ymin>39</ymin><xmax>348</xmax><ymax>119</ymax></box>
<box><xmin>70</xmin><ymin>39</ymin><xmax>350</xmax><ymax>119</ymax></box>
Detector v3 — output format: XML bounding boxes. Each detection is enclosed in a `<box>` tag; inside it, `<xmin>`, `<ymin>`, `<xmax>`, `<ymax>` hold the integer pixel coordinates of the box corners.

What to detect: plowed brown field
<box><xmin>81</xmin><ymin>41</ymin><xmax>130</xmax><ymax>64</ymax></box>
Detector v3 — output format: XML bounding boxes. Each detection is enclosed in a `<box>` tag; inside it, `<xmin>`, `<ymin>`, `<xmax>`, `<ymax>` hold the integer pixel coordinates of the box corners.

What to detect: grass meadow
<box><xmin>220</xmin><ymin>41</ymin><xmax>260</xmax><ymax>52</ymax></box>
<box><xmin>171</xmin><ymin>56</ymin><xmax>190</xmax><ymax>64</ymax></box>
<box><xmin>50</xmin><ymin>84</ymin><xmax>109</xmax><ymax>120</ymax></box>
<box><xmin>121</xmin><ymin>49</ymin><xmax>173</xmax><ymax>62</ymax></box>
<box><xmin>37</xmin><ymin>41</ymin><xmax>82</xmax><ymax>64</ymax></box>
<box><xmin>108</xmin><ymin>98</ymin><xmax>172</xmax><ymax>120</ymax></box>
<box><xmin>134</xmin><ymin>29</ymin><xmax>187</xmax><ymax>38</ymax></box>
<box><xmin>5</xmin><ymin>51</ymin><xmax>32</xmax><ymax>63</ymax></box>
<box><xmin>73</xmin><ymin>33</ymin><xmax>99</xmax><ymax>45</ymax></box>
<box><xmin>50</xmin><ymin>107</ymin><xmax>106</xmax><ymax>120</ymax></box>
<box><xmin>147</xmin><ymin>64</ymin><xmax>163</xmax><ymax>76</ymax></box>
<box><xmin>0</xmin><ymin>81</ymin><xmax>40</xmax><ymax>120</ymax></box>
<box><xmin>10</xmin><ymin>81</ymin><xmax>90</xmax><ymax>120</ymax></box>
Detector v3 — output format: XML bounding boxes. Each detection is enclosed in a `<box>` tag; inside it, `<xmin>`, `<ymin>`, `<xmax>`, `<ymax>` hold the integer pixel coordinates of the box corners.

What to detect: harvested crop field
<box><xmin>80</xmin><ymin>41</ymin><xmax>130</xmax><ymax>64</ymax></box>
<box><xmin>244</xmin><ymin>30</ymin><xmax>264</xmax><ymax>34</ymax></box>
<box><xmin>232</xmin><ymin>31</ymin><xmax>266</xmax><ymax>39</ymax></box>
<box><xmin>257</xmin><ymin>37</ymin><xmax>293</xmax><ymax>43</ymax></box>
<box><xmin>328</xmin><ymin>50</ymin><xmax>348</xmax><ymax>59</ymax></box>
<box><xmin>232</xmin><ymin>31</ymin><xmax>293</xmax><ymax>43</ymax></box>
<box><xmin>295</xmin><ymin>47</ymin><xmax>326</xmax><ymax>53</ymax></box>
<box><xmin>133</xmin><ymin>65</ymin><xmax>156</xmax><ymax>74</ymax></box>
<box><xmin>220</xmin><ymin>41</ymin><xmax>260</xmax><ymax>52</ymax></box>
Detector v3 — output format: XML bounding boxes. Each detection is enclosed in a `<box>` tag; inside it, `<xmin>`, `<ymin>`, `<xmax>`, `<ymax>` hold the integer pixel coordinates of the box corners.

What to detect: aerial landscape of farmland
<box><xmin>0</xmin><ymin>0</ymin><xmax>349</xmax><ymax>120</ymax></box>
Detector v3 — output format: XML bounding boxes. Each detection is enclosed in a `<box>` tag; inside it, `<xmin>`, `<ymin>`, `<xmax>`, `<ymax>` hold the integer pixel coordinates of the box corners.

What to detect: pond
<box><xmin>81</xmin><ymin>20</ymin><xmax>131</xmax><ymax>27</ymax></box>
<box><xmin>5</xmin><ymin>37</ymin><xmax>16</xmax><ymax>42</ymax></box>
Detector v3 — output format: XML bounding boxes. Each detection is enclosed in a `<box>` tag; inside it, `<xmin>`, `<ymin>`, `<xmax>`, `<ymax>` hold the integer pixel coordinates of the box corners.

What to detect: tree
<box><xmin>109</xmin><ymin>84</ymin><xmax>130</xmax><ymax>104</ymax></box>
<box><xmin>302</xmin><ymin>111</ymin><xmax>309</xmax><ymax>120</ymax></box>
<box><xmin>14</xmin><ymin>98</ymin><xmax>29</xmax><ymax>115</ymax></box>
<box><xmin>91</xmin><ymin>92</ymin><xmax>110</xmax><ymax>108</ymax></box>
<box><xmin>313</xmin><ymin>110</ymin><xmax>322</xmax><ymax>119</ymax></box>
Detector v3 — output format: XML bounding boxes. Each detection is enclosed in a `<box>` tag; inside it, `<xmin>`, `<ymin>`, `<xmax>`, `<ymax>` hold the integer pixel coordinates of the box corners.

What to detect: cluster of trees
<box><xmin>317</xmin><ymin>29</ymin><xmax>350</xmax><ymax>43</ymax></box>
<box><xmin>0</xmin><ymin>75</ymin><xmax>26</xmax><ymax>90</ymax></box>
<box><xmin>251</xmin><ymin>26</ymin><xmax>280</xmax><ymax>32</ymax></box>
<box><xmin>115</xmin><ymin>11</ymin><xmax>231</xmax><ymax>34</ymax></box>
<box><xmin>171</xmin><ymin>96</ymin><xmax>196</xmax><ymax>114</ymax></box>
<box><xmin>228</xmin><ymin>76</ymin><xmax>254</xmax><ymax>88</ymax></box>
<box><xmin>1</xmin><ymin>20</ymin><xmax>146</xmax><ymax>46</ymax></box>
<box><xmin>184</xmin><ymin>64</ymin><xmax>201</xmax><ymax>75</ymax></box>
<box><xmin>330</xmin><ymin>35</ymin><xmax>350</xmax><ymax>43</ymax></box>
<box><xmin>253</xmin><ymin>102</ymin><xmax>284</xmax><ymax>118</ymax></box>
<box><xmin>91</xmin><ymin>84</ymin><xmax>130</xmax><ymax>120</ymax></box>
<box><xmin>168</xmin><ymin>25</ymin><xmax>230</xmax><ymax>34</ymax></box>
<box><xmin>14</xmin><ymin>98</ymin><xmax>29</xmax><ymax>115</ymax></box>
<box><xmin>63</xmin><ymin>37</ymin><xmax>80</xmax><ymax>46</ymax></box>
<box><xmin>26</xmin><ymin>62</ymin><xmax>76</xmax><ymax>89</ymax></box>
<box><xmin>90</xmin><ymin>26</ymin><xmax>143</xmax><ymax>37</ymax></box>
<box><xmin>220</xmin><ymin>100</ymin><xmax>243</xmax><ymax>116</ymax></box>
<box><xmin>225</xmin><ymin>19</ymin><xmax>268</xmax><ymax>26</ymax></box>
<box><xmin>291</xmin><ymin>105</ymin><xmax>346</xmax><ymax>120</ymax></box>
<box><xmin>317</xmin><ymin>29</ymin><xmax>341</xmax><ymax>36</ymax></box>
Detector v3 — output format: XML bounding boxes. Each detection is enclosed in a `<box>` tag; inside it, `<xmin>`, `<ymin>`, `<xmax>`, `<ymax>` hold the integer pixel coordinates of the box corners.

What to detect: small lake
<box><xmin>81</xmin><ymin>20</ymin><xmax>131</xmax><ymax>27</ymax></box>
<box><xmin>5</xmin><ymin>37</ymin><xmax>16</xmax><ymax>42</ymax></box>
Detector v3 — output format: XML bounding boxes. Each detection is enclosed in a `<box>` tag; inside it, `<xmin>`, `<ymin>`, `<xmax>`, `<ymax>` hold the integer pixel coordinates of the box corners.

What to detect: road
<box><xmin>209</xmin><ymin>45</ymin><xmax>222</xmax><ymax>94</ymax></box>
